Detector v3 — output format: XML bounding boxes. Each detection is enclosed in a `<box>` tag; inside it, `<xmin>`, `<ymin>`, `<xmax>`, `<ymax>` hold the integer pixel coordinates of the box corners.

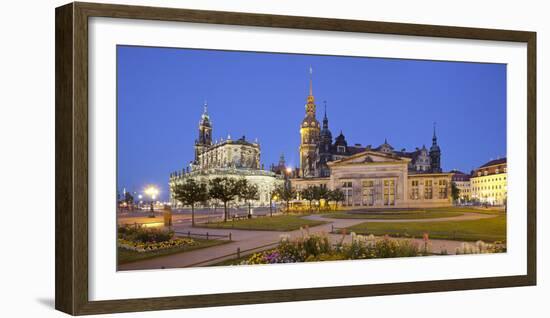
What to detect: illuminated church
<box><xmin>169</xmin><ymin>103</ymin><xmax>282</xmax><ymax>207</ymax></box>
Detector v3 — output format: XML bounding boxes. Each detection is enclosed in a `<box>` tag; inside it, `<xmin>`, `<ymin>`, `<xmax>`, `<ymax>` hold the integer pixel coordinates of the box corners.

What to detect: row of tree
<box><xmin>299</xmin><ymin>186</ymin><xmax>345</xmax><ymax>212</ymax></box>
<box><xmin>172</xmin><ymin>177</ymin><xmax>346</xmax><ymax>226</ymax></box>
<box><xmin>172</xmin><ymin>177</ymin><xmax>256</xmax><ymax>226</ymax></box>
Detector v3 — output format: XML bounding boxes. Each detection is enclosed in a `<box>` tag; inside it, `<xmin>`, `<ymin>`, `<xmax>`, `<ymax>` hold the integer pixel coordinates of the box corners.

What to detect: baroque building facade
<box><xmin>292</xmin><ymin>70</ymin><xmax>451</xmax><ymax>208</ymax></box>
<box><xmin>470</xmin><ymin>158</ymin><xmax>507</xmax><ymax>206</ymax></box>
<box><xmin>169</xmin><ymin>103</ymin><xmax>282</xmax><ymax>207</ymax></box>
<box><xmin>298</xmin><ymin>72</ymin><xmax>442</xmax><ymax>178</ymax></box>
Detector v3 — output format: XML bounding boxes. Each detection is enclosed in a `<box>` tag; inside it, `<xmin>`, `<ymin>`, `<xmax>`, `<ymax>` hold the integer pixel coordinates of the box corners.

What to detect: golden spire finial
<box><xmin>309</xmin><ymin>66</ymin><xmax>313</xmax><ymax>96</ymax></box>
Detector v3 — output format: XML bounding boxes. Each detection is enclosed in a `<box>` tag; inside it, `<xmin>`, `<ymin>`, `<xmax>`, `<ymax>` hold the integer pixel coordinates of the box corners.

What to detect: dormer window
<box><xmin>337</xmin><ymin>145</ymin><xmax>345</xmax><ymax>153</ymax></box>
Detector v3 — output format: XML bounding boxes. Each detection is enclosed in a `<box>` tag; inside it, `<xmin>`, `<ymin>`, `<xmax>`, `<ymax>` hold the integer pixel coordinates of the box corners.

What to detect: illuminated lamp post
<box><xmin>144</xmin><ymin>186</ymin><xmax>159</xmax><ymax>218</ymax></box>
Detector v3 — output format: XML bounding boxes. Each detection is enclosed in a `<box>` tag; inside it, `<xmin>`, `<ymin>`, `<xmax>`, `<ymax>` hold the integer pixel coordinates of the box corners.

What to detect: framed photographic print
<box><xmin>55</xmin><ymin>2</ymin><xmax>536</xmax><ymax>315</ymax></box>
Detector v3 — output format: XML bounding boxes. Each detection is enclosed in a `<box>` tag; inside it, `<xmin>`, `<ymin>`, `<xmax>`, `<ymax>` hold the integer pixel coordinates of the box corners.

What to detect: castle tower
<box><xmin>299</xmin><ymin>67</ymin><xmax>321</xmax><ymax>178</ymax></box>
<box><xmin>429</xmin><ymin>122</ymin><xmax>442</xmax><ymax>172</ymax></box>
<box><xmin>318</xmin><ymin>101</ymin><xmax>333</xmax><ymax>177</ymax></box>
<box><xmin>195</xmin><ymin>101</ymin><xmax>212</xmax><ymax>162</ymax></box>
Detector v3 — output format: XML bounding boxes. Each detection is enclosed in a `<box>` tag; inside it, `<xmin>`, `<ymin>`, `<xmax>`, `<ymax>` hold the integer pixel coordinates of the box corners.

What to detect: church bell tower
<box><xmin>429</xmin><ymin>122</ymin><xmax>442</xmax><ymax>173</ymax></box>
<box><xmin>195</xmin><ymin>102</ymin><xmax>212</xmax><ymax>161</ymax></box>
<box><xmin>299</xmin><ymin>67</ymin><xmax>321</xmax><ymax>178</ymax></box>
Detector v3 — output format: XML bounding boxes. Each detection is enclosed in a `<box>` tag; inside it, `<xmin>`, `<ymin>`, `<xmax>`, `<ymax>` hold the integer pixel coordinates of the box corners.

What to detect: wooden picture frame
<box><xmin>55</xmin><ymin>2</ymin><xmax>536</xmax><ymax>315</ymax></box>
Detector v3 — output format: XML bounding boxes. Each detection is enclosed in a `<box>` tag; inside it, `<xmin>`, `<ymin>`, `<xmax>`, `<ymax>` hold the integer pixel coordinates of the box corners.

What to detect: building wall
<box><xmin>471</xmin><ymin>161</ymin><xmax>507</xmax><ymax>206</ymax></box>
<box><xmin>291</xmin><ymin>178</ymin><xmax>330</xmax><ymax>200</ymax></box>
<box><xmin>407</xmin><ymin>173</ymin><xmax>453</xmax><ymax>207</ymax></box>
<box><xmin>290</xmin><ymin>155</ymin><xmax>453</xmax><ymax>209</ymax></box>
<box><xmin>454</xmin><ymin>180</ymin><xmax>471</xmax><ymax>202</ymax></box>
<box><xmin>194</xmin><ymin>141</ymin><xmax>260</xmax><ymax>171</ymax></box>
<box><xmin>471</xmin><ymin>173</ymin><xmax>507</xmax><ymax>205</ymax></box>
<box><xmin>330</xmin><ymin>162</ymin><xmax>409</xmax><ymax>207</ymax></box>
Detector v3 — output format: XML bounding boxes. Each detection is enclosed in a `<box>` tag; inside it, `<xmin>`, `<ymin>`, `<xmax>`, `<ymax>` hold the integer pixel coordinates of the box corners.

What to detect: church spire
<box><xmin>309</xmin><ymin>66</ymin><xmax>313</xmax><ymax>96</ymax></box>
<box><xmin>305</xmin><ymin>67</ymin><xmax>316</xmax><ymax>115</ymax></box>
<box><xmin>432</xmin><ymin>122</ymin><xmax>437</xmax><ymax>145</ymax></box>
<box><xmin>201</xmin><ymin>100</ymin><xmax>210</xmax><ymax>122</ymax></box>
<box><xmin>429</xmin><ymin>121</ymin><xmax>442</xmax><ymax>172</ymax></box>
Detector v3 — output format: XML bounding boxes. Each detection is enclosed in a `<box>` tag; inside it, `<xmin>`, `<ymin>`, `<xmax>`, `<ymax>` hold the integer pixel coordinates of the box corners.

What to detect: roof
<box><xmin>328</xmin><ymin>150</ymin><xmax>411</xmax><ymax>166</ymax></box>
<box><xmin>449</xmin><ymin>169</ymin><xmax>468</xmax><ymax>175</ymax></box>
<box><xmin>346</xmin><ymin>146</ymin><xmax>366</xmax><ymax>155</ymax></box>
<box><xmin>449</xmin><ymin>170</ymin><xmax>471</xmax><ymax>181</ymax></box>
<box><xmin>479</xmin><ymin>158</ymin><xmax>507</xmax><ymax>168</ymax></box>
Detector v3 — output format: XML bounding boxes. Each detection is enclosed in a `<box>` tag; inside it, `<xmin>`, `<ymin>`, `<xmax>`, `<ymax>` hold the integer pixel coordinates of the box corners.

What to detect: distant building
<box><xmin>290</xmin><ymin>69</ymin><xmax>452</xmax><ymax>208</ymax></box>
<box><xmin>169</xmin><ymin>103</ymin><xmax>282</xmax><ymax>207</ymax></box>
<box><xmin>470</xmin><ymin>158</ymin><xmax>507</xmax><ymax>206</ymax></box>
<box><xmin>450</xmin><ymin>170</ymin><xmax>471</xmax><ymax>203</ymax></box>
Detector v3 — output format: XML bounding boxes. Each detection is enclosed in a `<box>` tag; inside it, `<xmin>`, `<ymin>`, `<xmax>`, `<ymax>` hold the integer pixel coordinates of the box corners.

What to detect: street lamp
<box><xmin>144</xmin><ymin>186</ymin><xmax>159</xmax><ymax>218</ymax></box>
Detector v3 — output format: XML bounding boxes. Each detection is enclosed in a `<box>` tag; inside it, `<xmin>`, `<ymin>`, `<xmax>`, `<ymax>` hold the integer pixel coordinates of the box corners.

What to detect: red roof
<box><xmin>479</xmin><ymin>158</ymin><xmax>507</xmax><ymax>168</ymax></box>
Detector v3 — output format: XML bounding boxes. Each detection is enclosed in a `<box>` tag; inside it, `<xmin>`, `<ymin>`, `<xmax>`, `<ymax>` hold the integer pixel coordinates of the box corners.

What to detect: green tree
<box><xmin>240</xmin><ymin>181</ymin><xmax>259</xmax><ymax>218</ymax></box>
<box><xmin>313</xmin><ymin>186</ymin><xmax>329</xmax><ymax>212</ymax></box>
<box><xmin>301</xmin><ymin>187</ymin><xmax>316</xmax><ymax>213</ymax></box>
<box><xmin>124</xmin><ymin>192</ymin><xmax>134</xmax><ymax>205</ymax></box>
<box><xmin>268</xmin><ymin>190</ymin><xmax>277</xmax><ymax>217</ymax></box>
<box><xmin>274</xmin><ymin>184</ymin><xmax>296</xmax><ymax>212</ymax></box>
<box><xmin>451</xmin><ymin>182</ymin><xmax>460</xmax><ymax>204</ymax></box>
<box><xmin>172</xmin><ymin>178</ymin><xmax>208</xmax><ymax>227</ymax></box>
<box><xmin>208</xmin><ymin>177</ymin><xmax>241</xmax><ymax>222</ymax></box>
<box><xmin>328</xmin><ymin>189</ymin><xmax>345</xmax><ymax>210</ymax></box>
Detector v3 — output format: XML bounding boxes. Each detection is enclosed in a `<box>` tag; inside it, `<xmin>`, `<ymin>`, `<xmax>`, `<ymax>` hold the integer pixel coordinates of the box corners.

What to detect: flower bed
<box><xmin>455</xmin><ymin>240</ymin><xmax>506</xmax><ymax>254</ymax></box>
<box><xmin>117</xmin><ymin>224</ymin><xmax>197</xmax><ymax>253</ymax></box>
<box><xmin>118</xmin><ymin>237</ymin><xmax>197</xmax><ymax>253</ymax></box>
<box><xmin>241</xmin><ymin>231</ymin><xmax>424</xmax><ymax>265</ymax></box>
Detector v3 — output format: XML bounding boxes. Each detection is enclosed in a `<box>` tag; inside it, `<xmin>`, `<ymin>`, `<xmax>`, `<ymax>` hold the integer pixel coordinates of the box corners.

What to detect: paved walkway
<box><xmin>118</xmin><ymin>212</ymin><xmax>498</xmax><ymax>271</ymax></box>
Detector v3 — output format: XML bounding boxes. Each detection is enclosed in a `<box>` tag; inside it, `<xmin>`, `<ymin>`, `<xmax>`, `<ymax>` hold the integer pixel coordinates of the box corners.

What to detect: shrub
<box><xmin>118</xmin><ymin>224</ymin><xmax>173</xmax><ymax>243</ymax></box>
<box><xmin>133</xmin><ymin>228</ymin><xmax>173</xmax><ymax>243</ymax></box>
<box><xmin>305</xmin><ymin>253</ymin><xmax>346</xmax><ymax>262</ymax></box>
<box><xmin>455</xmin><ymin>240</ymin><xmax>507</xmax><ymax>254</ymax></box>
<box><xmin>241</xmin><ymin>232</ymin><xmax>422</xmax><ymax>265</ymax></box>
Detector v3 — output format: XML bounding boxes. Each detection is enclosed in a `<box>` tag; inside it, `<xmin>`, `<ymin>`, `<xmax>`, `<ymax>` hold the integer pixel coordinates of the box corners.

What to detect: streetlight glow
<box><xmin>144</xmin><ymin>185</ymin><xmax>160</xmax><ymax>217</ymax></box>
<box><xmin>144</xmin><ymin>186</ymin><xmax>159</xmax><ymax>199</ymax></box>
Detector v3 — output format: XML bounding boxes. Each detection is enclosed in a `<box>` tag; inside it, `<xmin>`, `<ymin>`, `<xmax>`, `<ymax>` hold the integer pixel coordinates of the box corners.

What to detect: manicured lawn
<box><xmin>323</xmin><ymin>210</ymin><xmax>464</xmax><ymax>220</ymax></box>
<box><xmin>427</xmin><ymin>207</ymin><xmax>505</xmax><ymax>215</ymax></box>
<box><xmin>117</xmin><ymin>238</ymin><xmax>229</xmax><ymax>265</ymax></box>
<box><xmin>198</xmin><ymin>215</ymin><xmax>327</xmax><ymax>231</ymax></box>
<box><xmin>344</xmin><ymin>215</ymin><xmax>506</xmax><ymax>242</ymax></box>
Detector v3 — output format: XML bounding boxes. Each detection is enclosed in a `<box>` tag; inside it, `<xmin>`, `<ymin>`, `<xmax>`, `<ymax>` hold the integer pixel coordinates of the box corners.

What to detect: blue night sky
<box><xmin>117</xmin><ymin>45</ymin><xmax>506</xmax><ymax>200</ymax></box>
